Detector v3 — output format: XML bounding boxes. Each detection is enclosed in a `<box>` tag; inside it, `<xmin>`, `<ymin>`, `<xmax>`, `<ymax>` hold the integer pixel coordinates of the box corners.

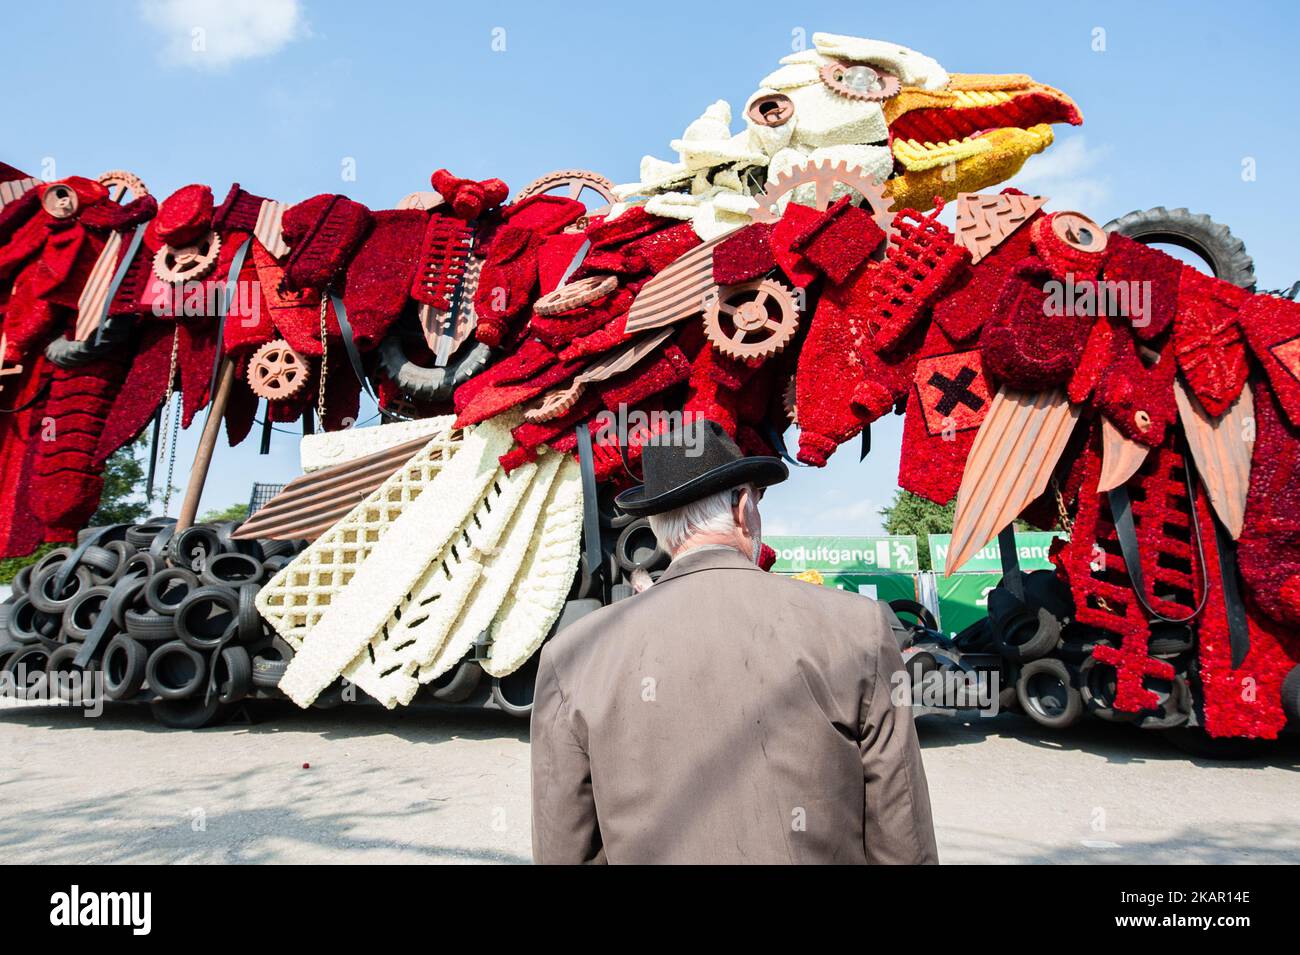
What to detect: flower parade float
<box><xmin>0</xmin><ymin>32</ymin><xmax>1296</xmax><ymax>747</ymax></box>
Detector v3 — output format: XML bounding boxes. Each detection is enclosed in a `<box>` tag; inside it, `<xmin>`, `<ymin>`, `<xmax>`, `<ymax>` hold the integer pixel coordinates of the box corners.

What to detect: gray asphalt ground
<box><xmin>0</xmin><ymin>700</ymin><xmax>1295</xmax><ymax>864</ymax></box>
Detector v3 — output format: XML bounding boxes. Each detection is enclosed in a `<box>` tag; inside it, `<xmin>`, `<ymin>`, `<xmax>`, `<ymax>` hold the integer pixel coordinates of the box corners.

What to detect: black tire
<box><xmin>0</xmin><ymin>639</ymin><xmax>23</xmax><ymax>669</ymax></box>
<box><xmin>1147</xmin><ymin>623</ymin><xmax>1195</xmax><ymax>659</ymax></box>
<box><xmin>11</xmin><ymin>563</ymin><xmax>34</xmax><ymax>597</ymax></box>
<box><xmin>146</xmin><ymin>640</ymin><xmax>207</xmax><ymax>700</ymax></box>
<box><xmin>102</xmin><ymin>634</ymin><xmax>148</xmax><ymax>700</ymax></box>
<box><xmin>45</xmin><ymin>333</ymin><xmax>118</xmax><ymax>368</ymax></box>
<box><xmin>1137</xmin><ymin>674</ymin><xmax>1191</xmax><ymax>730</ymax></box>
<box><xmin>3</xmin><ymin>644</ymin><xmax>52</xmax><ymax>698</ymax></box>
<box><xmin>1077</xmin><ymin>655</ymin><xmax>1137</xmax><ymax>723</ymax></box>
<box><xmin>122</xmin><ymin>551</ymin><xmax>159</xmax><ymax>580</ymax></box>
<box><xmin>261</xmin><ymin>554</ymin><xmax>291</xmax><ymax>575</ymax></box>
<box><xmin>144</xmin><ymin>568</ymin><xmax>200</xmax><ymax>616</ymax></box>
<box><xmin>377</xmin><ymin>330</ymin><xmax>493</xmax><ymax>403</ymax></box>
<box><xmin>174</xmin><ymin>585</ymin><xmax>239</xmax><ymax>651</ymax></box>
<box><xmin>108</xmin><ymin>577</ymin><xmax>149</xmax><ymax>630</ymax></box>
<box><xmin>200</xmin><ymin>552</ymin><xmax>263</xmax><ymax>588</ymax></box>
<box><xmin>428</xmin><ymin>659</ymin><xmax>482</xmax><ymax>703</ymax></box>
<box><xmin>98</xmin><ymin>540</ymin><xmax>136</xmax><ymax>584</ymax></box>
<box><xmin>149</xmin><ymin>697</ymin><xmax>235</xmax><ymax>730</ymax></box>
<box><xmin>888</xmin><ymin>598</ymin><xmax>939</xmax><ymax>634</ymax></box>
<box><xmin>45</xmin><ymin>644</ymin><xmax>88</xmax><ymax>702</ymax></box>
<box><xmin>125</xmin><ymin>519</ymin><xmax>176</xmax><ymax>551</ymax></box>
<box><xmin>28</xmin><ymin>562</ymin><xmax>94</xmax><ymax>615</ymax></box>
<box><xmin>7</xmin><ymin>594</ymin><xmax>40</xmax><ymax>644</ymax></box>
<box><xmin>32</xmin><ymin>546</ymin><xmax>75</xmax><ymax>578</ymax></box>
<box><xmin>77</xmin><ymin>544</ymin><xmax>121</xmax><ymax>580</ymax></box>
<box><xmin>236</xmin><ymin>584</ymin><xmax>261</xmax><ymax>642</ymax></box>
<box><xmin>258</xmin><ymin>539</ymin><xmax>296</xmax><ymax>560</ymax></box>
<box><xmin>614</xmin><ymin>519</ymin><xmax>670</xmax><ymax>574</ymax></box>
<box><xmin>1016</xmin><ymin>657</ymin><xmax>1083</xmax><ymax>730</ymax></box>
<box><xmin>249</xmin><ymin>635</ymin><xmax>295</xmax><ymax>688</ymax></box>
<box><xmin>170</xmin><ymin>526</ymin><xmax>221</xmax><ymax>574</ymax></box>
<box><xmin>62</xmin><ymin>585</ymin><xmax>115</xmax><ymax>642</ymax></box>
<box><xmin>990</xmin><ymin>597</ymin><xmax>1061</xmax><ymax>663</ymax></box>
<box><xmin>213</xmin><ymin>645</ymin><xmax>252</xmax><ymax>704</ymax></box>
<box><xmin>1104</xmin><ymin>207</ymin><xmax>1255</xmax><ymax>291</ymax></box>
<box><xmin>124</xmin><ymin>608</ymin><xmax>179</xmax><ymax>642</ymax></box>
<box><xmin>1281</xmin><ymin>663</ymin><xmax>1300</xmax><ymax>724</ymax></box>
<box><xmin>0</xmin><ymin>601</ymin><xmax>10</xmax><ymax>634</ymax></box>
<box><xmin>491</xmin><ymin>653</ymin><xmax>541</xmax><ymax>718</ymax></box>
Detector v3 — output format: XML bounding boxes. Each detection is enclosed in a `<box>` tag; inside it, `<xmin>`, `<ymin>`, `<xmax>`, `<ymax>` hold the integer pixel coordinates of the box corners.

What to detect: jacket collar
<box><xmin>656</xmin><ymin>544</ymin><xmax>762</xmax><ymax>585</ymax></box>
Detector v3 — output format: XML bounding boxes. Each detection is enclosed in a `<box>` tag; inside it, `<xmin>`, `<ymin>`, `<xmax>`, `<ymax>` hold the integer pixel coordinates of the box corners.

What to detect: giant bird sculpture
<box><xmin>0</xmin><ymin>32</ymin><xmax>1295</xmax><ymax>744</ymax></box>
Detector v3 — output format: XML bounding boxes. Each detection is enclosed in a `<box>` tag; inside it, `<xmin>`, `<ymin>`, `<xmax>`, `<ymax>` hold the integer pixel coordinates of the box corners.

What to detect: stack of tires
<box><xmin>0</xmin><ymin>518</ymin><xmax>303</xmax><ymax>728</ymax></box>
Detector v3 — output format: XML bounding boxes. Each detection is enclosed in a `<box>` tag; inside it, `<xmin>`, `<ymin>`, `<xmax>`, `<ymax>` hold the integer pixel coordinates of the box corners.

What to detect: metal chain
<box><xmin>1051</xmin><ymin>476</ymin><xmax>1075</xmax><ymax>536</ymax></box>
<box><xmin>150</xmin><ymin>327</ymin><xmax>181</xmax><ymax>509</ymax></box>
<box><xmin>317</xmin><ymin>296</ymin><xmax>329</xmax><ymax>425</ymax></box>
<box><xmin>162</xmin><ymin>396</ymin><xmax>180</xmax><ymax>516</ymax></box>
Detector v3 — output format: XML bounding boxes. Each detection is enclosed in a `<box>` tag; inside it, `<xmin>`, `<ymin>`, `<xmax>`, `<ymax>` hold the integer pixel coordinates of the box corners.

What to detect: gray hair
<box><xmin>647</xmin><ymin>485</ymin><xmax>747</xmax><ymax>554</ymax></box>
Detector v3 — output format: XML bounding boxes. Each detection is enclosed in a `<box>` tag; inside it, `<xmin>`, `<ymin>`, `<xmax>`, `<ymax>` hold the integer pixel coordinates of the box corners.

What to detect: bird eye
<box><xmin>747</xmin><ymin>93</ymin><xmax>794</xmax><ymax>128</ymax></box>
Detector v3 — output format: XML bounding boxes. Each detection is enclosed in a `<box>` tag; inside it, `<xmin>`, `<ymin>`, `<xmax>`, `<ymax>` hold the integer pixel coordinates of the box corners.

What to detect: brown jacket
<box><xmin>530</xmin><ymin>545</ymin><xmax>938</xmax><ymax>864</ymax></box>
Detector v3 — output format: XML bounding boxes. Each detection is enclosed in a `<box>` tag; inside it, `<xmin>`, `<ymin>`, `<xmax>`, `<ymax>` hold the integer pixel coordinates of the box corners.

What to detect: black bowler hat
<box><xmin>614</xmin><ymin>418</ymin><xmax>788</xmax><ymax>516</ymax></box>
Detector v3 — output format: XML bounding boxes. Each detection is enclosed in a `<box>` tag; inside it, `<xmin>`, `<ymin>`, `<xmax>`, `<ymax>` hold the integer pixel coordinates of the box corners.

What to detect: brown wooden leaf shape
<box><xmin>947</xmin><ymin>386</ymin><xmax>1080</xmax><ymax>575</ymax></box>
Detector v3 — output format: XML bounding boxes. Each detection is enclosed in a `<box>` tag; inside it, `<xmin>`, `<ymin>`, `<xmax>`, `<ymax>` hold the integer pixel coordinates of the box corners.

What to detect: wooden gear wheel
<box><xmin>749</xmin><ymin>158</ymin><xmax>895</xmax><ymax>244</ymax></box>
<box><xmin>153</xmin><ymin>231</ymin><xmax>221</xmax><ymax>284</ymax></box>
<box><xmin>97</xmin><ymin>169</ymin><xmax>149</xmax><ymax>203</ymax></box>
<box><xmin>514</xmin><ymin>169</ymin><xmax>616</xmax><ymax>206</ymax></box>
<box><xmin>514</xmin><ymin>169</ymin><xmax>616</xmax><ymax>233</ymax></box>
<box><xmin>523</xmin><ymin>381</ymin><xmax>585</xmax><ymax>423</ymax></box>
<box><xmin>704</xmin><ymin>278</ymin><xmax>800</xmax><ymax>361</ymax></box>
<box><xmin>534</xmin><ymin>274</ymin><xmax>617</xmax><ymax>316</ymax></box>
<box><xmin>248</xmin><ymin>340</ymin><xmax>309</xmax><ymax>401</ymax></box>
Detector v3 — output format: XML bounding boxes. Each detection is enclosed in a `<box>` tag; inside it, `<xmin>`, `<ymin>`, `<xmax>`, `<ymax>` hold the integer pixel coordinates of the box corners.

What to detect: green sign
<box><xmin>928</xmin><ymin>531</ymin><xmax>1066</xmax><ymax>575</ymax></box>
<box><xmin>767</xmin><ymin>536</ymin><xmax>919</xmax><ymax>574</ymax></box>
<box><xmin>809</xmin><ymin>572</ymin><xmax>916</xmax><ymax>603</ymax></box>
<box><xmin>935</xmin><ymin>573</ymin><xmax>1001</xmax><ymax>636</ymax></box>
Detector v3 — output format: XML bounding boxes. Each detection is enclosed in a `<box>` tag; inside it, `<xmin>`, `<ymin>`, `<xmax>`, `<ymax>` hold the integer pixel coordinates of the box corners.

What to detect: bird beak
<box><xmin>882</xmin><ymin>72</ymin><xmax>1082</xmax><ymax>211</ymax></box>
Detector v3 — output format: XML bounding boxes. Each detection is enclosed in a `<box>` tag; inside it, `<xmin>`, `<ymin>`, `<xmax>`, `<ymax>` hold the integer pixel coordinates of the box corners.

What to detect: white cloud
<box><xmin>1008</xmin><ymin>134</ymin><xmax>1112</xmax><ymax>213</ymax></box>
<box><xmin>140</xmin><ymin>0</ymin><xmax>306</xmax><ymax>69</ymax></box>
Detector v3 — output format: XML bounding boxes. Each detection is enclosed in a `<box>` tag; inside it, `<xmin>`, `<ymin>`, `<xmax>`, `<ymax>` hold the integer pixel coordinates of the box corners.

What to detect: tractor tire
<box><xmin>377</xmin><ymin>332</ymin><xmax>493</xmax><ymax>403</ymax></box>
<box><xmin>1104</xmin><ymin>207</ymin><xmax>1255</xmax><ymax>290</ymax></box>
<box><xmin>1016</xmin><ymin>657</ymin><xmax>1083</xmax><ymax>730</ymax></box>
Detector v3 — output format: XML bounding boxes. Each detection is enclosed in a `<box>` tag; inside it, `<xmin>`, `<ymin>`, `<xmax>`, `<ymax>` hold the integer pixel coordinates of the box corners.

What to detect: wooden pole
<box><xmin>175</xmin><ymin>357</ymin><xmax>236</xmax><ymax>532</ymax></box>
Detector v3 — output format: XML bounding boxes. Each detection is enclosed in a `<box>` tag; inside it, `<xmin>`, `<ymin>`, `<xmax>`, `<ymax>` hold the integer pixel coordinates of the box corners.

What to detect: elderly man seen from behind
<box><xmin>530</xmin><ymin>418</ymin><xmax>938</xmax><ymax>864</ymax></box>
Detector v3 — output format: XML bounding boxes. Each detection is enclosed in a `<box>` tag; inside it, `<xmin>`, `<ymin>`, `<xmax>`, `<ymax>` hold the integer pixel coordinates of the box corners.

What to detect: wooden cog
<box><xmin>248</xmin><ymin>340</ymin><xmax>309</xmax><ymax>401</ymax></box>
<box><xmin>704</xmin><ymin>279</ymin><xmax>800</xmax><ymax>361</ymax></box>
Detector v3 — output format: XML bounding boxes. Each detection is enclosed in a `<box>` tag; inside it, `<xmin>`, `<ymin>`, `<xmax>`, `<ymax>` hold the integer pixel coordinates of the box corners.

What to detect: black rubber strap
<box><xmin>1107</xmin><ymin>478</ymin><xmax>1208</xmax><ymax>625</ymax></box>
<box><xmin>145</xmin><ymin>407</ymin><xmax>162</xmax><ymax>500</ymax></box>
<box><xmin>206</xmin><ymin>236</ymin><xmax>253</xmax><ymax>407</ymax></box>
<box><xmin>998</xmin><ymin>524</ymin><xmax>1024</xmax><ymax>600</ymax></box>
<box><xmin>575</xmin><ymin>424</ymin><xmax>604</xmax><ymax>590</ymax></box>
<box><xmin>328</xmin><ymin>292</ymin><xmax>375</xmax><ymax>399</ymax></box>
<box><xmin>93</xmin><ymin>220</ymin><xmax>148</xmax><ymax>346</ymax></box>
<box><xmin>1213</xmin><ymin>511</ymin><xmax>1252</xmax><ymax>668</ymax></box>
<box><xmin>0</xmin><ymin>377</ymin><xmax>50</xmax><ymax>415</ymax></box>
<box><xmin>860</xmin><ymin>423</ymin><xmax>871</xmax><ymax>461</ymax></box>
<box><xmin>73</xmin><ymin>571</ymin><xmax>143</xmax><ymax>668</ymax></box>
<box><xmin>51</xmin><ymin>524</ymin><xmax>129</xmax><ymax>600</ymax></box>
<box><xmin>762</xmin><ymin>420</ymin><xmax>809</xmax><ymax>468</ymax></box>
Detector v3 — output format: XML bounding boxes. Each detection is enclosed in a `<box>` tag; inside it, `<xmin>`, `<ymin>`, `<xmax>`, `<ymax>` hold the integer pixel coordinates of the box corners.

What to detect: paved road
<box><xmin>0</xmin><ymin>701</ymin><xmax>1295</xmax><ymax>864</ymax></box>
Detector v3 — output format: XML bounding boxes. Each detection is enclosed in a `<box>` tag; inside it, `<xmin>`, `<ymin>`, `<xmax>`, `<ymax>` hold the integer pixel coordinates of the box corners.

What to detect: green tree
<box><xmin>89</xmin><ymin>438</ymin><xmax>153</xmax><ymax>526</ymax></box>
<box><xmin>879</xmin><ymin>490</ymin><xmax>955</xmax><ymax>572</ymax></box>
<box><xmin>200</xmin><ymin>502</ymin><xmax>250</xmax><ymax>523</ymax></box>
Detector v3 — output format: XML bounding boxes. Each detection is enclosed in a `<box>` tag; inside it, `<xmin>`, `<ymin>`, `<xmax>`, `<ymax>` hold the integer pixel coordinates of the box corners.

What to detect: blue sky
<box><xmin>3</xmin><ymin>1</ymin><xmax>1297</xmax><ymax>531</ymax></box>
